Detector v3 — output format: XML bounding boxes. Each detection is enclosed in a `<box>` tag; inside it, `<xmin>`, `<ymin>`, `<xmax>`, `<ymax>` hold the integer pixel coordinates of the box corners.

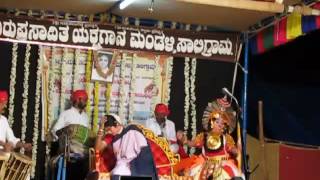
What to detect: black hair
<box><xmin>104</xmin><ymin>114</ymin><xmax>119</xmax><ymax>127</ymax></box>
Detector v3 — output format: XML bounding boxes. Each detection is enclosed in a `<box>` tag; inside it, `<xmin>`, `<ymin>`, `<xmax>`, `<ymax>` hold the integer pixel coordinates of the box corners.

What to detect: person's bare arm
<box><xmin>0</xmin><ymin>140</ymin><xmax>5</xmax><ymax>146</ymax></box>
<box><xmin>94</xmin><ymin>116</ymin><xmax>107</xmax><ymax>151</ymax></box>
<box><xmin>15</xmin><ymin>141</ymin><xmax>32</xmax><ymax>152</ymax></box>
<box><xmin>95</xmin><ymin>130</ymin><xmax>107</xmax><ymax>151</ymax></box>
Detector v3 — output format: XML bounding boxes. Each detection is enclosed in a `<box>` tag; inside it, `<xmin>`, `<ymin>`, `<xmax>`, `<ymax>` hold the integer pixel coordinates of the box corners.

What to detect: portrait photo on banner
<box><xmin>91</xmin><ymin>50</ymin><xmax>115</xmax><ymax>83</ymax></box>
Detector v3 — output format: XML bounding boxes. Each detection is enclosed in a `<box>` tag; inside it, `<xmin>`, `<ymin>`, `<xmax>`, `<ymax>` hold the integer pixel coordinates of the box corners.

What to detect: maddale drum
<box><xmin>2</xmin><ymin>152</ymin><xmax>33</xmax><ymax>180</ymax></box>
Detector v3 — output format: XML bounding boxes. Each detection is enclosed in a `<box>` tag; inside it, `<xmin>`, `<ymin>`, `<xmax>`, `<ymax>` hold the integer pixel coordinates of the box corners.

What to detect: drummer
<box><xmin>50</xmin><ymin>89</ymin><xmax>90</xmax><ymax>180</ymax></box>
<box><xmin>51</xmin><ymin>89</ymin><xmax>89</xmax><ymax>142</ymax></box>
<box><xmin>0</xmin><ymin>90</ymin><xmax>32</xmax><ymax>152</ymax></box>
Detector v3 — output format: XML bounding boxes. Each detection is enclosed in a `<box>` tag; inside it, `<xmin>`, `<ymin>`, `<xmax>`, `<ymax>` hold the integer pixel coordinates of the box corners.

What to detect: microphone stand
<box><xmin>227</xmin><ymin>96</ymin><xmax>250</xmax><ymax>180</ymax></box>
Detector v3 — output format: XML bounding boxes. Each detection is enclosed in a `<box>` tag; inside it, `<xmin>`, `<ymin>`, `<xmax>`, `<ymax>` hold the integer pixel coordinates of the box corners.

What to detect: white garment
<box><xmin>51</xmin><ymin>107</ymin><xmax>89</xmax><ymax>140</ymax></box>
<box><xmin>145</xmin><ymin>118</ymin><xmax>179</xmax><ymax>153</ymax></box>
<box><xmin>0</xmin><ymin>115</ymin><xmax>20</xmax><ymax>149</ymax></box>
<box><xmin>112</xmin><ymin>128</ymin><xmax>148</xmax><ymax>176</ymax></box>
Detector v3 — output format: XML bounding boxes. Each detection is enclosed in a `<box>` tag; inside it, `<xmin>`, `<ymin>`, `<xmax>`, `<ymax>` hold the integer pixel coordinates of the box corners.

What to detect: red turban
<box><xmin>72</xmin><ymin>90</ymin><xmax>88</xmax><ymax>101</ymax></box>
<box><xmin>155</xmin><ymin>103</ymin><xmax>170</xmax><ymax>116</ymax></box>
<box><xmin>0</xmin><ymin>90</ymin><xmax>8</xmax><ymax>103</ymax></box>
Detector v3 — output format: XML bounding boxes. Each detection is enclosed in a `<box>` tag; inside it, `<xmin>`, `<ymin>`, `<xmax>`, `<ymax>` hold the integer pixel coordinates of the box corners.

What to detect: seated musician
<box><xmin>95</xmin><ymin>114</ymin><xmax>158</xmax><ymax>180</ymax></box>
<box><xmin>145</xmin><ymin>103</ymin><xmax>179</xmax><ymax>154</ymax></box>
<box><xmin>50</xmin><ymin>89</ymin><xmax>89</xmax><ymax>180</ymax></box>
<box><xmin>0</xmin><ymin>90</ymin><xmax>32</xmax><ymax>152</ymax></box>
<box><xmin>174</xmin><ymin>97</ymin><xmax>243</xmax><ymax>180</ymax></box>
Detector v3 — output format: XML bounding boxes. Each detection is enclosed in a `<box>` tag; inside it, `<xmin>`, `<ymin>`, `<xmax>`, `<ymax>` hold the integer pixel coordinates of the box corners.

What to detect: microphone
<box><xmin>221</xmin><ymin>87</ymin><xmax>239</xmax><ymax>106</ymax></box>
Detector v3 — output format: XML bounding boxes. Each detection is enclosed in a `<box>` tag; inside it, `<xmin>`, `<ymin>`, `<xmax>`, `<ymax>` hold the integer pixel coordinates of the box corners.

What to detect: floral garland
<box><xmin>151</xmin><ymin>56</ymin><xmax>160</xmax><ymax>113</ymax></box>
<box><xmin>190</xmin><ymin>58</ymin><xmax>197</xmax><ymax>154</ymax></box>
<box><xmin>45</xmin><ymin>47</ymin><xmax>55</xmax><ymax>176</ymax></box>
<box><xmin>164</xmin><ymin>57</ymin><xmax>173</xmax><ymax>106</ymax></box>
<box><xmin>60</xmin><ymin>48</ymin><xmax>68</xmax><ymax>112</ymax></box>
<box><xmin>48</xmin><ymin>47</ymin><xmax>58</xmax><ymax>130</ymax></box>
<box><xmin>105</xmin><ymin>83</ymin><xmax>112</xmax><ymax>114</ymax></box>
<box><xmin>128</xmin><ymin>54</ymin><xmax>136</xmax><ymax>123</ymax></box>
<box><xmin>31</xmin><ymin>46</ymin><xmax>42</xmax><ymax>178</ymax></box>
<box><xmin>93</xmin><ymin>82</ymin><xmax>100</xmax><ymax>133</ymax></box>
<box><xmin>21</xmin><ymin>44</ymin><xmax>31</xmax><ymax>152</ymax></box>
<box><xmin>184</xmin><ymin>57</ymin><xmax>190</xmax><ymax>133</ymax></box>
<box><xmin>119</xmin><ymin>53</ymin><xmax>127</xmax><ymax>124</ymax></box>
<box><xmin>8</xmin><ymin>43</ymin><xmax>18</xmax><ymax>127</ymax></box>
<box><xmin>103</xmin><ymin>50</ymin><xmax>114</xmax><ymax>115</ymax></box>
<box><xmin>85</xmin><ymin>50</ymin><xmax>93</xmax><ymax>126</ymax></box>
<box><xmin>73</xmin><ymin>48</ymin><xmax>80</xmax><ymax>90</ymax></box>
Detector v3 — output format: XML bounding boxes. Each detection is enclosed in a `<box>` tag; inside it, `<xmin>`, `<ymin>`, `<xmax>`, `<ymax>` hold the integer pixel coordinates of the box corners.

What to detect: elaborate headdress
<box><xmin>202</xmin><ymin>96</ymin><xmax>236</xmax><ymax>133</ymax></box>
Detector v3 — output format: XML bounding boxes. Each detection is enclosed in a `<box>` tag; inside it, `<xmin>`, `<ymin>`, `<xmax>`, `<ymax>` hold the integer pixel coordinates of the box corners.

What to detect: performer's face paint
<box><xmin>211</xmin><ymin>118</ymin><xmax>225</xmax><ymax>135</ymax></box>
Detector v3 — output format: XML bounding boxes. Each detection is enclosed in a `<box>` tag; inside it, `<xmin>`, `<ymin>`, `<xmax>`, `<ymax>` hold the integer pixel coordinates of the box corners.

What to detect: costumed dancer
<box><xmin>174</xmin><ymin>97</ymin><xmax>244</xmax><ymax>180</ymax></box>
<box><xmin>0</xmin><ymin>90</ymin><xmax>32</xmax><ymax>152</ymax></box>
<box><xmin>146</xmin><ymin>103</ymin><xmax>179</xmax><ymax>153</ymax></box>
<box><xmin>50</xmin><ymin>89</ymin><xmax>90</xmax><ymax>180</ymax></box>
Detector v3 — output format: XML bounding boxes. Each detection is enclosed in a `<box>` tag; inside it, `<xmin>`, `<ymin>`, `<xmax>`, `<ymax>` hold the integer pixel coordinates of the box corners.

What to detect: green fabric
<box><xmin>72</xmin><ymin>125</ymin><xmax>88</xmax><ymax>144</ymax></box>
<box><xmin>263</xmin><ymin>26</ymin><xmax>274</xmax><ymax>50</ymax></box>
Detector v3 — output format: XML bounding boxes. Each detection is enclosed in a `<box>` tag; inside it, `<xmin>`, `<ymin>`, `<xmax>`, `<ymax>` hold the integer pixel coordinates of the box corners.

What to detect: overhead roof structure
<box><xmin>0</xmin><ymin>0</ymin><xmax>305</xmax><ymax>32</ymax></box>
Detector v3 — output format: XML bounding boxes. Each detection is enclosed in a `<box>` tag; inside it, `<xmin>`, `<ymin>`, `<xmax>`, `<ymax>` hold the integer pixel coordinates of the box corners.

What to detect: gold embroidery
<box><xmin>206</xmin><ymin>133</ymin><xmax>221</xmax><ymax>150</ymax></box>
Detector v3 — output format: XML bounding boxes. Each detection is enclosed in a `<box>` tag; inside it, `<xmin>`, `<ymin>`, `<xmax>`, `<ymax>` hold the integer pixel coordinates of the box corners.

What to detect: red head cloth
<box><xmin>0</xmin><ymin>90</ymin><xmax>8</xmax><ymax>103</ymax></box>
<box><xmin>155</xmin><ymin>103</ymin><xmax>170</xmax><ymax>116</ymax></box>
<box><xmin>72</xmin><ymin>90</ymin><xmax>88</xmax><ymax>102</ymax></box>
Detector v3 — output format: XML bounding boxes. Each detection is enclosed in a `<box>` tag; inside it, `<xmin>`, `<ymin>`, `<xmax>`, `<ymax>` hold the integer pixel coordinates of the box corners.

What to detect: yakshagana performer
<box><xmin>174</xmin><ymin>97</ymin><xmax>244</xmax><ymax>180</ymax></box>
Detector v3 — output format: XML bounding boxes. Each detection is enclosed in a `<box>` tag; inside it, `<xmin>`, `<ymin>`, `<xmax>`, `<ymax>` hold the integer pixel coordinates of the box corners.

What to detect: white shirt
<box><xmin>112</xmin><ymin>127</ymin><xmax>148</xmax><ymax>176</ymax></box>
<box><xmin>0</xmin><ymin>115</ymin><xmax>20</xmax><ymax>149</ymax></box>
<box><xmin>145</xmin><ymin>117</ymin><xmax>179</xmax><ymax>153</ymax></box>
<box><xmin>51</xmin><ymin>107</ymin><xmax>89</xmax><ymax>140</ymax></box>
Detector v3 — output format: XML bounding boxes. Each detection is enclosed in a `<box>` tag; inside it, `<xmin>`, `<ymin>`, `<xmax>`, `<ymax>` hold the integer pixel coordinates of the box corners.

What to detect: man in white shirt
<box><xmin>0</xmin><ymin>90</ymin><xmax>32</xmax><ymax>152</ymax></box>
<box><xmin>51</xmin><ymin>90</ymin><xmax>90</xmax><ymax>151</ymax></box>
<box><xmin>145</xmin><ymin>103</ymin><xmax>179</xmax><ymax>153</ymax></box>
<box><xmin>50</xmin><ymin>89</ymin><xmax>90</xmax><ymax>180</ymax></box>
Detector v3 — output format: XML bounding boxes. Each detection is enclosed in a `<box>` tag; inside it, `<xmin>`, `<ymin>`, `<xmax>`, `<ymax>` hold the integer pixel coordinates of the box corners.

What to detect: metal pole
<box><xmin>242</xmin><ymin>32</ymin><xmax>249</xmax><ymax>179</ymax></box>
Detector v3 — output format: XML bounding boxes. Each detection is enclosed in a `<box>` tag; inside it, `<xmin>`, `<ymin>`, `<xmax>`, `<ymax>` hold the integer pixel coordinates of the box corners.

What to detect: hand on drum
<box><xmin>23</xmin><ymin>143</ymin><xmax>32</xmax><ymax>152</ymax></box>
<box><xmin>3</xmin><ymin>142</ymin><xmax>14</xmax><ymax>152</ymax></box>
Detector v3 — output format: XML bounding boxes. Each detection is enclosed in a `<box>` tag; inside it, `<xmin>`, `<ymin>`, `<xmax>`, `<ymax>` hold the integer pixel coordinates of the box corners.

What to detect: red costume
<box><xmin>95</xmin><ymin>134</ymin><xmax>116</xmax><ymax>172</ymax></box>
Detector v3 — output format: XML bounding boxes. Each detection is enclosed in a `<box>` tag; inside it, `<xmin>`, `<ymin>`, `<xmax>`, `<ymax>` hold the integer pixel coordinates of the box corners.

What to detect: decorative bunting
<box><xmin>286</xmin><ymin>13</ymin><xmax>302</xmax><ymax>40</ymax></box>
<box><xmin>251</xmin><ymin>12</ymin><xmax>320</xmax><ymax>54</ymax></box>
<box><xmin>302</xmin><ymin>16</ymin><xmax>316</xmax><ymax>34</ymax></box>
<box><xmin>274</xmin><ymin>17</ymin><xmax>288</xmax><ymax>46</ymax></box>
<box><xmin>256</xmin><ymin>31</ymin><xmax>265</xmax><ymax>53</ymax></box>
<box><xmin>250</xmin><ymin>35</ymin><xmax>258</xmax><ymax>54</ymax></box>
<box><xmin>263</xmin><ymin>26</ymin><xmax>274</xmax><ymax>50</ymax></box>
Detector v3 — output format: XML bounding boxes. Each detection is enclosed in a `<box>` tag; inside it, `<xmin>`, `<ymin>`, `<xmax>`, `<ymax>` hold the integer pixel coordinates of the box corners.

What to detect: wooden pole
<box><xmin>177</xmin><ymin>0</ymin><xmax>285</xmax><ymax>13</ymax></box>
<box><xmin>258</xmin><ymin>100</ymin><xmax>268</xmax><ymax>180</ymax></box>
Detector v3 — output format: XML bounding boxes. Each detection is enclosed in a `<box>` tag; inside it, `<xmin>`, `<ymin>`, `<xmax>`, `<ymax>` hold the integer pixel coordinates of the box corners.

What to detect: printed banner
<box><xmin>41</xmin><ymin>48</ymin><xmax>171</xmax><ymax>139</ymax></box>
<box><xmin>109</xmin><ymin>53</ymin><xmax>170</xmax><ymax>125</ymax></box>
<box><xmin>0</xmin><ymin>14</ymin><xmax>240</xmax><ymax>62</ymax></box>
